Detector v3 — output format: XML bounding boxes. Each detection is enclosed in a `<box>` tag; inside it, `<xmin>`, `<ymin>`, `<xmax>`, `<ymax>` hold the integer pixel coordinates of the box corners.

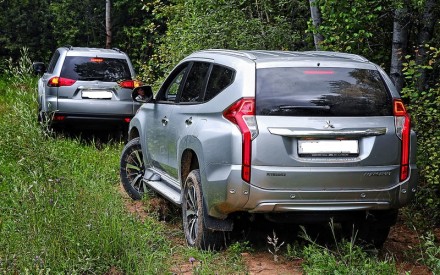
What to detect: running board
<box><xmin>144</xmin><ymin>179</ymin><xmax>181</xmax><ymax>205</ymax></box>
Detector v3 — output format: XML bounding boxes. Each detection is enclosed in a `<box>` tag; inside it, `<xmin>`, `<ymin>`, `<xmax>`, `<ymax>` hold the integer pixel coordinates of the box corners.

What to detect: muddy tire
<box><xmin>182</xmin><ymin>169</ymin><xmax>224</xmax><ymax>250</ymax></box>
<box><xmin>120</xmin><ymin>137</ymin><xmax>146</xmax><ymax>200</ymax></box>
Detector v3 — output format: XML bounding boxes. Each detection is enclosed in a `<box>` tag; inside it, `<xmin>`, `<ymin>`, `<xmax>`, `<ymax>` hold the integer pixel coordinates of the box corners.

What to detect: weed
<box><xmin>418</xmin><ymin>232</ymin><xmax>440</xmax><ymax>273</ymax></box>
<box><xmin>298</xmin><ymin>221</ymin><xmax>397</xmax><ymax>274</ymax></box>
<box><xmin>267</xmin><ymin>230</ymin><xmax>285</xmax><ymax>262</ymax></box>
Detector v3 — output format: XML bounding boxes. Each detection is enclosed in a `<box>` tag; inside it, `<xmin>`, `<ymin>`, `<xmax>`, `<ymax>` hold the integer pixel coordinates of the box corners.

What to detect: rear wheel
<box><xmin>342</xmin><ymin>210</ymin><xmax>397</xmax><ymax>248</ymax></box>
<box><xmin>182</xmin><ymin>169</ymin><xmax>224</xmax><ymax>250</ymax></box>
<box><xmin>120</xmin><ymin>137</ymin><xmax>146</xmax><ymax>200</ymax></box>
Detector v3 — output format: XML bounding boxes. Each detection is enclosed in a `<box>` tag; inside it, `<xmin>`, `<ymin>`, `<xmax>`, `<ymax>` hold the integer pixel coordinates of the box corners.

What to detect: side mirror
<box><xmin>132</xmin><ymin>85</ymin><xmax>154</xmax><ymax>103</ymax></box>
<box><xmin>32</xmin><ymin>62</ymin><xmax>46</xmax><ymax>75</ymax></box>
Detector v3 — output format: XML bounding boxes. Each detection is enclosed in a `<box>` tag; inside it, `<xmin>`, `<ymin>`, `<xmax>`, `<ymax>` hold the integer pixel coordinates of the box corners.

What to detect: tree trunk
<box><xmin>415</xmin><ymin>0</ymin><xmax>437</xmax><ymax>92</ymax></box>
<box><xmin>309</xmin><ymin>0</ymin><xmax>324</xmax><ymax>50</ymax></box>
<box><xmin>105</xmin><ymin>0</ymin><xmax>112</xmax><ymax>49</ymax></box>
<box><xmin>390</xmin><ymin>3</ymin><xmax>409</xmax><ymax>93</ymax></box>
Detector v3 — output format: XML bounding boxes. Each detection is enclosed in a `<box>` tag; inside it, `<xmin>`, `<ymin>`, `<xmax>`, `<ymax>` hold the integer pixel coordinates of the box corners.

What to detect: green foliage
<box><xmin>309</xmin><ymin>0</ymin><xmax>393</xmax><ymax>65</ymax></box>
<box><xmin>301</xmin><ymin>240</ymin><xmax>397</xmax><ymax>274</ymax></box>
<box><xmin>48</xmin><ymin>0</ymin><xmax>105</xmax><ymax>48</ymax></box>
<box><xmin>401</xmin><ymin>45</ymin><xmax>440</xmax><ymax>227</ymax></box>
<box><xmin>139</xmin><ymin>0</ymin><xmax>310</xmax><ymax>86</ymax></box>
<box><xmin>298</xmin><ymin>224</ymin><xmax>397</xmax><ymax>274</ymax></box>
<box><xmin>418</xmin><ymin>232</ymin><xmax>440</xmax><ymax>273</ymax></box>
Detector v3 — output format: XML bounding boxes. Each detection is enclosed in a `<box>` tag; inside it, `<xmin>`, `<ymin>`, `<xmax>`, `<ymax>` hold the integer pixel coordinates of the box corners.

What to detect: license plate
<box><xmin>298</xmin><ymin>139</ymin><xmax>359</xmax><ymax>156</ymax></box>
<box><xmin>82</xmin><ymin>90</ymin><xmax>112</xmax><ymax>99</ymax></box>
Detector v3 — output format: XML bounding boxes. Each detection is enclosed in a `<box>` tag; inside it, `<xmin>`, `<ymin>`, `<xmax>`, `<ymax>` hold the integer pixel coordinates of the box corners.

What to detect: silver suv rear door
<box><xmin>252</xmin><ymin>66</ymin><xmax>401</xmax><ymax>191</ymax></box>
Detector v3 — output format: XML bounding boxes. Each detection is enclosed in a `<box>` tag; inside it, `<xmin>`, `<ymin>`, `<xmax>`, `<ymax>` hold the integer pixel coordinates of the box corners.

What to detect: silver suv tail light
<box><xmin>393</xmin><ymin>99</ymin><xmax>410</xmax><ymax>181</ymax></box>
<box><xmin>223</xmin><ymin>98</ymin><xmax>258</xmax><ymax>183</ymax></box>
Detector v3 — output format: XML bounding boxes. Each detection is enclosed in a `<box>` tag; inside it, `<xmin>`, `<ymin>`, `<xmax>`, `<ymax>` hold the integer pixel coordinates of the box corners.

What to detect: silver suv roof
<box><xmin>191</xmin><ymin>49</ymin><xmax>369</xmax><ymax>62</ymax></box>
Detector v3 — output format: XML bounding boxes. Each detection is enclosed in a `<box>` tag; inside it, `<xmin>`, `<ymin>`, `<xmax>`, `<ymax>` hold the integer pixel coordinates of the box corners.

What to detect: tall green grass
<box><xmin>0</xmin><ymin>71</ymin><xmax>247</xmax><ymax>274</ymax></box>
<box><xmin>0</xmin><ymin>76</ymin><xmax>173</xmax><ymax>273</ymax></box>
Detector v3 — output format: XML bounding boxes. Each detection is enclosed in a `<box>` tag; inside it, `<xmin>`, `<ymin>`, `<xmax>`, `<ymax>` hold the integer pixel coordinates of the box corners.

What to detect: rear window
<box><xmin>60</xmin><ymin>56</ymin><xmax>131</xmax><ymax>82</ymax></box>
<box><xmin>256</xmin><ymin>67</ymin><xmax>392</xmax><ymax>116</ymax></box>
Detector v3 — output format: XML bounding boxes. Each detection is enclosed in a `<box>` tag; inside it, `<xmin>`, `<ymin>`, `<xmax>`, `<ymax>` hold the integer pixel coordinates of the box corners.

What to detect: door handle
<box><xmin>162</xmin><ymin>116</ymin><xmax>169</xmax><ymax>126</ymax></box>
<box><xmin>185</xmin><ymin>117</ymin><xmax>192</xmax><ymax>125</ymax></box>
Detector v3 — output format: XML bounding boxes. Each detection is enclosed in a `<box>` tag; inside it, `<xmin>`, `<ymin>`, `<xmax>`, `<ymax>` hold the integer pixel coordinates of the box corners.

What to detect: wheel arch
<box><xmin>180</xmin><ymin>148</ymin><xmax>199</xmax><ymax>187</ymax></box>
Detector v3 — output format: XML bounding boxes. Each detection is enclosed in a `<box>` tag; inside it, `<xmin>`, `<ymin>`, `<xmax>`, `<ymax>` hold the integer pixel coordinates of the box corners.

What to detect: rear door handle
<box><xmin>162</xmin><ymin>116</ymin><xmax>169</xmax><ymax>126</ymax></box>
<box><xmin>185</xmin><ymin>117</ymin><xmax>192</xmax><ymax>125</ymax></box>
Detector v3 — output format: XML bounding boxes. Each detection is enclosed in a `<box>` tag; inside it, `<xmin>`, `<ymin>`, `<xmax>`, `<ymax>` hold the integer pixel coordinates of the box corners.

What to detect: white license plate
<box><xmin>82</xmin><ymin>90</ymin><xmax>112</xmax><ymax>99</ymax></box>
<box><xmin>298</xmin><ymin>140</ymin><xmax>359</xmax><ymax>156</ymax></box>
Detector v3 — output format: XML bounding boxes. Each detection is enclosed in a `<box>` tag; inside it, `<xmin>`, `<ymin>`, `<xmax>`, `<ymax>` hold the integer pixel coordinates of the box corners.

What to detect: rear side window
<box><xmin>47</xmin><ymin>50</ymin><xmax>60</xmax><ymax>73</ymax></box>
<box><xmin>256</xmin><ymin>67</ymin><xmax>392</xmax><ymax>116</ymax></box>
<box><xmin>60</xmin><ymin>56</ymin><xmax>131</xmax><ymax>82</ymax></box>
<box><xmin>204</xmin><ymin>65</ymin><xmax>235</xmax><ymax>101</ymax></box>
<box><xmin>179</xmin><ymin>62</ymin><xmax>210</xmax><ymax>103</ymax></box>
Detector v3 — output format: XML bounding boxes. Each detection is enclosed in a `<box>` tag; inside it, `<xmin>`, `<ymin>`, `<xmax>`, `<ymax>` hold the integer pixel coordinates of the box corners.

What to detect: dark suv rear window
<box><xmin>256</xmin><ymin>67</ymin><xmax>392</xmax><ymax>116</ymax></box>
<box><xmin>60</xmin><ymin>56</ymin><xmax>131</xmax><ymax>82</ymax></box>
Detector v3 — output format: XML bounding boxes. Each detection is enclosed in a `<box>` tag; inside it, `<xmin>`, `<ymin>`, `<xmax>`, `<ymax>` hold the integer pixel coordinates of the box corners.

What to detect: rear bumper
<box><xmin>51</xmin><ymin>112</ymin><xmax>134</xmax><ymax>127</ymax></box>
<box><xmin>204</xmin><ymin>164</ymin><xmax>418</xmax><ymax>219</ymax></box>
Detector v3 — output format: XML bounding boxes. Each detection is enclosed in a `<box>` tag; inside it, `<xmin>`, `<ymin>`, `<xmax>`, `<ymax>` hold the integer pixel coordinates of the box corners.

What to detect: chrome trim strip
<box><xmin>250</xmin><ymin>201</ymin><xmax>390</xmax><ymax>212</ymax></box>
<box><xmin>268</xmin><ymin>127</ymin><xmax>387</xmax><ymax>138</ymax></box>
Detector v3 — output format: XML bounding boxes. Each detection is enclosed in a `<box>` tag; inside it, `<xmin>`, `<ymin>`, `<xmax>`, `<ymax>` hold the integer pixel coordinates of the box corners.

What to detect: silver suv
<box><xmin>120</xmin><ymin>50</ymin><xmax>418</xmax><ymax>249</ymax></box>
<box><xmin>33</xmin><ymin>46</ymin><xmax>141</xmax><ymax>129</ymax></box>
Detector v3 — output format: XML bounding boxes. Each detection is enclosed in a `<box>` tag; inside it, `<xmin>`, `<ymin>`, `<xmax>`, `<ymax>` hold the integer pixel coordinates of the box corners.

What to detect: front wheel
<box><xmin>120</xmin><ymin>137</ymin><xmax>146</xmax><ymax>200</ymax></box>
<box><xmin>182</xmin><ymin>169</ymin><xmax>224</xmax><ymax>250</ymax></box>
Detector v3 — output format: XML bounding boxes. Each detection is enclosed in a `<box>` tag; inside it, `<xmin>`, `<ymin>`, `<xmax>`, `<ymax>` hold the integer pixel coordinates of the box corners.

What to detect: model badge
<box><xmin>363</xmin><ymin>172</ymin><xmax>391</xmax><ymax>177</ymax></box>
<box><xmin>267</xmin><ymin>173</ymin><xmax>286</xmax><ymax>177</ymax></box>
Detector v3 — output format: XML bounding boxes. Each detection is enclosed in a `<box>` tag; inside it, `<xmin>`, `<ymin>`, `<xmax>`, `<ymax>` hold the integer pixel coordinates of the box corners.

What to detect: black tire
<box><xmin>182</xmin><ymin>169</ymin><xmax>224</xmax><ymax>250</ymax></box>
<box><xmin>120</xmin><ymin>137</ymin><xmax>146</xmax><ymax>200</ymax></box>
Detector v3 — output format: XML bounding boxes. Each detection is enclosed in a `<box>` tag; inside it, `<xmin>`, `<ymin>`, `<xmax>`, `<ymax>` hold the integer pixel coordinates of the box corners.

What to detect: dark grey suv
<box><xmin>120</xmin><ymin>50</ymin><xmax>418</xmax><ymax>250</ymax></box>
<box><xmin>33</xmin><ymin>46</ymin><xmax>142</xmax><ymax>129</ymax></box>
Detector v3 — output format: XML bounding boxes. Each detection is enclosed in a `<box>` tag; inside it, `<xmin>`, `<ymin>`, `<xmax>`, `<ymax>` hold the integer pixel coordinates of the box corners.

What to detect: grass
<box><xmin>0</xmin><ymin>76</ymin><xmax>172</xmax><ymax>273</ymax></box>
<box><xmin>0</xmin><ymin>72</ymin><xmax>247</xmax><ymax>273</ymax></box>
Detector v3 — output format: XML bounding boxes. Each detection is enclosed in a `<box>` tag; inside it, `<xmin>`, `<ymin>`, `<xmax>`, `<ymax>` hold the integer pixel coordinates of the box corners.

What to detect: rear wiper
<box><xmin>278</xmin><ymin>105</ymin><xmax>330</xmax><ymax>110</ymax></box>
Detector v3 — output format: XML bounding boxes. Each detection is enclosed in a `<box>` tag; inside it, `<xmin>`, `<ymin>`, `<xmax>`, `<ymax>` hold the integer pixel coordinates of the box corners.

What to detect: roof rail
<box><xmin>112</xmin><ymin>47</ymin><xmax>123</xmax><ymax>53</ymax></box>
<box><xmin>303</xmin><ymin>51</ymin><xmax>369</xmax><ymax>62</ymax></box>
<box><xmin>63</xmin><ymin>45</ymin><xmax>73</xmax><ymax>50</ymax></box>
<box><xmin>200</xmin><ymin>49</ymin><xmax>257</xmax><ymax>60</ymax></box>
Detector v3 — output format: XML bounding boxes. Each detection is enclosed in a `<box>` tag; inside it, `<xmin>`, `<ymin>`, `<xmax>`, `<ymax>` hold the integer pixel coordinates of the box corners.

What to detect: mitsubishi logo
<box><xmin>324</xmin><ymin>120</ymin><xmax>334</xmax><ymax>129</ymax></box>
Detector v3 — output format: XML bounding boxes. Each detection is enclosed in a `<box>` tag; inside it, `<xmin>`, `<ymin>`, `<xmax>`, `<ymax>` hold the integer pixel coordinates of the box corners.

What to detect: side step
<box><xmin>144</xmin><ymin>179</ymin><xmax>181</xmax><ymax>205</ymax></box>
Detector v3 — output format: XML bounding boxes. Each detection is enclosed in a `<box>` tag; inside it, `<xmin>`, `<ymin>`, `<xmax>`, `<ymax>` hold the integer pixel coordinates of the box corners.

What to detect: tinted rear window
<box><xmin>256</xmin><ymin>67</ymin><xmax>392</xmax><ymax>116</ymax></box>
<box><xmin>60</xmin><ymin>56</ymin><xmax>131</xmax><ymax>82</ymax></box>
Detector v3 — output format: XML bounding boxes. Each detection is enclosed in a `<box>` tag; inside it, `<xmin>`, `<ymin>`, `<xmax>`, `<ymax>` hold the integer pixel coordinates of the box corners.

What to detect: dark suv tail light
<box><xmin>393</xmin><ymin>99</ymin><xmax>410</xmax><ymax>181</ymax></box>
<box><xmin>48</xmin><ymin>77</ymin><xmax>76</xmax><ymax>87</ymax></box>
<box><xmin>119</xmin><ymin>80</ymin><xmax>142</xmax><ymax>89</ymax></box>
<box><xmin>223</xmin><ymin>98</ymin><xmax>258</xmax><ymax>183</ymax></box>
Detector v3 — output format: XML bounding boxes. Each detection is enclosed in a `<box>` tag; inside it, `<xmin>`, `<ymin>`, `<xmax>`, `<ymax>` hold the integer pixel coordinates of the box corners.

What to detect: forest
<box><xmin>1</xmin><ymin>0</ymin><xmax>439</xmax><ymax>273</ymax></box>
<box><xmin>0</xmin><ymin>0</ymin><xmax>438</xmax><ymax>224</ymax></box>
<box><xmin>4</xmin><ymin>0</ymin><xmax>438</xmax><ymax>225</ymax></box>
<box><xmin>1</xmin><ymin>0</ymin><xmax>439</xmax><ymax>226</ymax></box>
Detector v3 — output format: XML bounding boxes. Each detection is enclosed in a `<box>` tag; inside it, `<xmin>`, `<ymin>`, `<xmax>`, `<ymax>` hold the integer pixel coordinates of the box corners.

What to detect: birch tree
<box><xmin>106</xmin><ymin>0</ymin><xmax>112</xmax><ymax>49</ymax></box>
<box><xmin>309</xmin><ymin>0</ymin><xmax>324</xmax><ymax>50</ymax></box>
